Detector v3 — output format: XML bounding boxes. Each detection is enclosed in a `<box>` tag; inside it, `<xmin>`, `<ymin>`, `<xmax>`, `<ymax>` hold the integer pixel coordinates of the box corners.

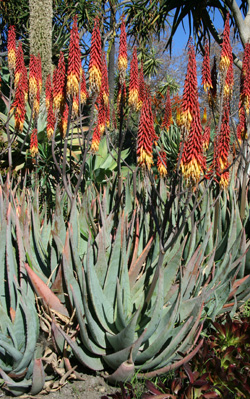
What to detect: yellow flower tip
<box><xmin>80</xmin><ymin>92</ymin><xmax>87</xmax><ymax>105</ymax></box>
<box><xmin>67</xmin><ymin>73</ymin><xmax>80</xmax><ymax>97</ymax></box>
<box><xmin>30</xmin><ymin>146</ymin><xmax>38</xmax><ymax>158</ymax></box>
<box><xmin>72</xmin><ymin>100</ymin><xmax>79</xmax><ymax>116</ymax></box>
<box><xmin>128</xmin><ymin>89</ymin><xmax>139</xmax><ymax>110</ymax></box>
<box><xmin>29</xmin><ymin>76</ymin><xmax>38</xmax><ymax>98</ymax></box>
<box><xmin>118</xmin><ymin>57</ymin><xmax>128</xmax><ymax>71</ymax></box>
<box><xmin>138</xmin><ymin>148</ymin><xmax>153</xmax><ymax>170</ymax></box>
<box><xmin>219</xmin><ymin>56</ymin><xmax>230</xmax><ymax>72</ymax></box>
<box><xmin>91</xmin><ymin>140</ymin><xmax>100</xmax><ymax>152</ymax></box>
<box><xmin>89</xmin><ymin>66</ymin><xmax>102</xmax><ymax>92</ymax></box>
<box><xmin>47</xmin><ymin>128</ymin><xmax>54</xmax><ymax>140</ymax></box>
<box><xmin>158</xmin><ymin>164</ymin><xmax>167</xmax><ymax>177</ymax></box>
<box><xmin>53</xmin><ymin>94</ymin><xmax>63</xmax><ymax>112</ymax></box>
<box><xmin>8</xmin><ymin>50</ymin><xmax>16</xmax><ymax>71</ymax></box>
<box><xmin>99</xmin><ymin>123</ymin><xmax>105</xmax><ymax>135</ymax></box>
<box><xmin>103</xmin><ymin>92</ymin><xmax>109</xmax><ymax>107</ymax></box>
<box><xmin>180</xmin><ymin>158</ymin><xmax>203</xmax><ymax>185</ymax></box>
<box><xmin>220</xmin><ymin>175</ymin><xmax>229</xmax><ymax>190</ymax></box>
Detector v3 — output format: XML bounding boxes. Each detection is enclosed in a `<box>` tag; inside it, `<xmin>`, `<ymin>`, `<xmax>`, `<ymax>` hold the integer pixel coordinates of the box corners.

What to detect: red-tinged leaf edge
<box><xmin>25</xmin><ymin>263</ymin><xmax>69</xmax><ymax>317</ymax></box>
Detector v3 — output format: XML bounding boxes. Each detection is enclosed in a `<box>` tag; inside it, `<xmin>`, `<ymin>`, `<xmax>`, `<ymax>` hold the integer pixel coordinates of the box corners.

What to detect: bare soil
<box><xmin>0</xmin><ymin>372</ymin><xmax>119</xmax><ymax>399</ymax></box>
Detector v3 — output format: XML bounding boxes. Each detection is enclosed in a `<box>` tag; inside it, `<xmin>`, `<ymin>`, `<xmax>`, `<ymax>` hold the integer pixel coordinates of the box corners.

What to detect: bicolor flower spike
<box><xmin>137</xmin><ymin>90</ymin><xmax>157</xmax><ymax>170</ymax></box>
<box><xmin>7</xmin><ymin>26</ymin><xmax>16</xmax><ymax>75</ymax></box>
<box><xmin>60</xmin><ymin>103</ymin><xmax>69</xmax><ymax>139</ymax></box>
<box><xmin>91</xmin><ymin>125</ymin><xmax>101</xmax><ymax>152</ymax></box>
<box><xmin>12</xmin><ymin>80</ymin><xmax>26</xmax><ymax>132</ymax></box>
<box><xmin>219</xmin><ymin>14</ymin><xmax>231</xmax><ymax>72</ymax></box>
<box><xmin>180</xmin><ymin>108</ymin><xmax>206</xmax><ymax>186</ymax></box>
<box><xmin>89</xmin><ymin>18</ymin><xmax>102</xmax><ymax>95</ymax></box>
<box><xmin>30</xmin><ymin>128</ymin><xmax>38</xmax><ymax>158</ymax></box>
<box><xmin>53</xmin><ymin>52</ymin><xmax>66</xmax><ymax>114</ymax></box>
<box><xmin>101</xmin><ymin>52</ymin><xmax>109</xmax><ymax>108</ymax></box>
<box><xmin>181</xmin><ymin>42</ymin><xmax>199</xmax><ymax>130</ymax></box>
<box><xmin>214</xmin><ymin>104</ymin><xmax>231</xmax><ymax>189</ymax></box>
<box><xmin>202</xmin><ymin>41</ymin><xmax>212</xmax><ymax>93</ymax></box>
<box><xmin>29</xmin><ymin>55</ymin><xmax>38</xmax><ymax>100</ymax></box>
<box><xmin>128</xmin><ymin>47</ymin><xmax>139</xmax><ymax>111</ymax></box>
<box><xmin>137</xmin><ymin>61</ymin><xmax>145</xmax><ymax>111</ymax></box>
<box><xmin>14</xmin><ymin>42</ymin><xmax>26</xmax><ymax>92</ymax></box>
<box><xmin>202</xmin><ymin>125</ymin><xmax>210</xmax><ymax>151</ymax></box>
<box><xmin>239</xmin><ymin>43</ymin><xmax>250</xmax><ymax>115</ymax></box>
<box><xmin>161</xmin><ymin>89</ymin><xmax>173</xmax><ymax>130</ymax></box>
<box><xmin>118</xmin><ymin>17</ymin><xmax>127</xmax><ymax>84</ymax></box>
<box><xmin>66</xmin><ymin>16</ymin><xmax>81</xmax><ymax>98</ymax></box>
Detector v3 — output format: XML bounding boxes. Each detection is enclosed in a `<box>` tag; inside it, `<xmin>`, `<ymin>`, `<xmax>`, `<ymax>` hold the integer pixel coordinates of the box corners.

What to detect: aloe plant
<box><xmin>24</xmin><ymin>173</ymin><xmax>248</xmax><ymax>383</ymax></box>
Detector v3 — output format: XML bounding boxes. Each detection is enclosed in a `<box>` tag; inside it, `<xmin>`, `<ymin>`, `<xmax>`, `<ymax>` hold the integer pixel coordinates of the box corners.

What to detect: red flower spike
<box><xmin>118</xmin><ymin>17</ymin><xmax>127</xmax><ymax>84</ymax></box>
<box><xmin>181</xmin><ymin>43</ymin><xmax>199</xmax><ymax>130</ymax></box>
<box><xmin>161</xmin><ymin>89</ymin><xmax>173</xmax><ymax>130</ymax></box>
<box><xmin>128</xmin><ymin>47</ymin><xmax>139</xmax><ymax>111</ymax></box>
<box><xmin>180</xmin><ymin>108</ymin><xmax>206</xmax><ymax>185</ymax></box>
<box><xmin>202</xmin><ymin>41</ymin><xmax>212</xmax><ymax>93</ymax></box>
<box><xmin>53</xmin><ymin>52</ymin><xmax>66</xmax><ymax>114</ymax></box>
<box><xmin>214</xmin><ymin>104</ymin><xmax>231</xmax><ymax>189</ymax></box>
<box><xmin>29</xmin><ymin>54</ymin><xmax>38</xmax><ymax>101</ymax></box>
<box><xmin>12</xmin><ymin>81</ymin><xmax>26</xmax><ymax>132</ymax></box>
<box><xmin>67</xmin><ymin>16</ymin><xmax>81</xmax><ymax>98</ymax></box>
<box><xmin>14</xmin><ymin>42</ymin><xmax>25</xmax><ymax>88</ymax></box>
<box><xmin>45</xmin><ymin>74</ymin><xmax>52</xmax><ymax>111</ymax></box>
<box><xmin>202</xmin><ymin>124</ymin><xmax>210</xmax><ymax>151</ymax></box>
<box><xmin>47</xmin><ymin>99</ymin><xmax>55</xmax><ymax>140</ymax></box>
<box><xmin>7</xmin><ymin>26</ymin><xmax>16</xmax><ymax>75</ymax></box>
<box><xmin>137</xmin><ymin>61</ymin><xmax>145</xmax><ymax>111</ymax></box>
<box><xmin>60</xmin><ymin>103</ymin><xmax>69</xmax><ymax>139</ymax></box>
<box><xmin>219</xmin><ymin>14</ymin><xmax>231</xmax><ymax>72</ymax></box>
<box><xmin>157</xmin><ymin>151</ymin><xmax>167</xmax><ymax>177</ymax></box>
<box><xmin>237</xmin><ymin>109</ymin><xmax>247</xmax><ymax>143</ymax></box>
<box><xmin>91</xmin><ymin>125</ymin><xmax>101</xmax><ymax>152</ymax></box>
<box><xmin>80</xmin><ymin>67</ymin><xmax>88</xmax><ymax>106</ymax></box>
<box><xmin>89</xmin><ymin>18</ymin><xmax>102</xmax><ymax>95</ymax></box>
<box><xmin>240</xmin><ymin>43</ymin><xmax>250</xmax><ymax>115</ymax></box>
<box><xmin>30</xmin><ymin>128</ymin><xmax>38</xmax><ymax>157</ymax></box>
<box><xmin>137</xmin><ymin>90</ymin><xmax>157</xmax><ymax>169</ymax></box>
<box><xmin>224</xmin><ymin>54</ymin><xmax>234</xmax><ymax>100</ymax></box>
<box><xmin>100</xmin><ymin>52</ymin><xmax>109</xmax><ymax>109</ymax></box>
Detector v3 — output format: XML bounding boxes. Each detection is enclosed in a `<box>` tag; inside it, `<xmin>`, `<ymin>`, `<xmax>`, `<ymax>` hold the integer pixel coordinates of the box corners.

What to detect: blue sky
<box><xmin>171</xmin><ymin>7</ymin><xmax>227</xmax><ymax>52</ymax></box>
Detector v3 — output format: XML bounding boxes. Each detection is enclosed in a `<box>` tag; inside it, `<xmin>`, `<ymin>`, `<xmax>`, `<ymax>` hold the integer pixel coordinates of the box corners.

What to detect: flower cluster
<box><xmin>202</xmin><ymin>41</ymin><xmax>212</xmax><ymax>93</ymax></box>
<box><xmin>137</xmin><ymin>89</ymin><xmax>157</xmax><ymax>169</ymax></box>
<box><xmin>118</xmin><ymin>17</ymin><xmax>127</xmax><ymax>84</ymax></box>
<box><xmin>89</xmin><ymin>18</ymin><xmax>102</xmax><ymax>95</ymax></box>
<box><xmin>66</xmin><ymin>16</ymin><xmax>81</xmax><ymax>99</ymax></box>
<box><xmin>180</xmin><ymin>43</ymin><xmax>206</xmax><ymax>185</ymax></box>
<box><xmin>181</xmin><ymin>42</ymin><xmax>199</xmax><ymax>130</ymax></box>
<box><xmin>30</xmin><ymin>128</ymin><xmax>38</xmax><ymax>157</ymax></box>
<box><xmin>7</xmin><ymin>26</ymin><xmax>16</xmax><ymax>75</ymax></box>
<box><xmin>128</xmin><ymin>48</ymin><xmax>139</xmax><ymax>111</ymax></box>
<box><xmin>213</xmin><ymin>105</ymin><xmax>231</xmax><ymax>189</ymax></box>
